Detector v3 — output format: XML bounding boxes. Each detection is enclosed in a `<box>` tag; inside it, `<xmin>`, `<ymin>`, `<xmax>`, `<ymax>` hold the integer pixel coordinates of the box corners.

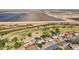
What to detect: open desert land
<box><xmin>0</xmin><ymin>10</ymin><xmax>79</xmax><ymax>50</ymax></box>
<box><xmin>0</xmin><ymin>9</ymin><xmax>79</xmax><ymax>22</ymax></box>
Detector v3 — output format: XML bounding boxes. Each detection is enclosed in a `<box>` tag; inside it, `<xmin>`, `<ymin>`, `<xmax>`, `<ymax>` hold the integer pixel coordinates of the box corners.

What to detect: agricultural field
<box><xmin>0</xmin><ymin>22</ymin><xmax>79</xmax><ymax>50</ymax></box>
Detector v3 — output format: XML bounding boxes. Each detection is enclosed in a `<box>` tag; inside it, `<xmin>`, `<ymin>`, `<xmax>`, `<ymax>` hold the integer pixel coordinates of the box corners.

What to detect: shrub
<box><xmin>14</xmin><ymin>42</ymin><xmax>21</xmax><ymax>49</ymax></box>
<box><xmin>41</xmin><ymin>31</ymin><xmax>50</xmax><ymax>38</ymax></box>
<box><xmin>11</xmin><ymin>36</ymin><xmax>18</xmax><ymax>42</ymax></box>
<box><xmin>0</xmin><ymin>40</ymin><xmax>5</xmax><ymax>49</ymax></box>
<box><xmin>36</xmin><ymin>43</ymin><xmax>42</xmax><ymax>48</ymax></box>
<box><xmin>69</xmin><ymin>36</ymin><xmax>79</xmax><ymax>44</ymax></box>
<box><xmin>64</xmin><ymin>44</ymin><xmax>73</xmax><ymax>50</ymax></box>
<box><xmin>27</xmin><ymin>33</ymin><xmax>32</xmax><ymax>37</ymax></box>
<box><xmin>55</xmin><ymin>28</ymin><xmax>61</xmax><ymax>34</ymax></box>
<box><xmin>3</xmin><ymin>38</ymin><xmax>9</xmax><ymax>43</ymax></box>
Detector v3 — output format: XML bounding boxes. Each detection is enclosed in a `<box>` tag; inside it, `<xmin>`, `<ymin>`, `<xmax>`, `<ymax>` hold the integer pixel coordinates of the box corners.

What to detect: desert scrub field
<box><xmin>0</xmin><ymin>23</ymin><xmax>79</xmax><ymax>50</ymax></box>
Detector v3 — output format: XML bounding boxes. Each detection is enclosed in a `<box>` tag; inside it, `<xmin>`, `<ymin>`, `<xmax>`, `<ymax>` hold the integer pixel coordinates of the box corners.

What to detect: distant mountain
<box><xmin>0</xmin><ymin>9</ymin><xmax>79</xmax><ymax>13</ymax></box>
